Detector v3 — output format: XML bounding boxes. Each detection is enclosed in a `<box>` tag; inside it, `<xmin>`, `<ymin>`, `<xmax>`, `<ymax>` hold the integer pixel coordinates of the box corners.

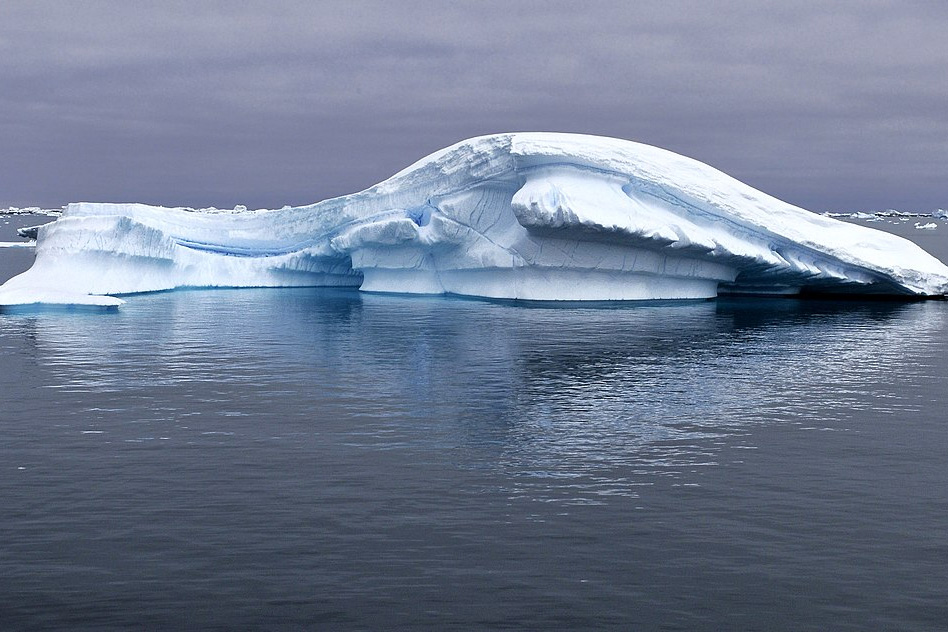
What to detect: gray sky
<box><xmin>1</xmin><ymin>0</ymin><xmax>946</xmax><ymax>211</ymax></box>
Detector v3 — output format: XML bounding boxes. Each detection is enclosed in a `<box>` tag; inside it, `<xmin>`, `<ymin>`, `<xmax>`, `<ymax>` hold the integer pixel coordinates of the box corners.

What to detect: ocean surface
<box><xmin>2</xmin><ymin>213</ymin><xmax>948</xmax><ymax>630</ymax></box>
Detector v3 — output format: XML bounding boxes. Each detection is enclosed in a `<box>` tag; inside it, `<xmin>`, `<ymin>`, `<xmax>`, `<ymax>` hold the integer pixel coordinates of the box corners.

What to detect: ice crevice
<box><xmin>2</xmin><ymin>132</ymin><xmax>947</xmax><ymax>307</ymax></box>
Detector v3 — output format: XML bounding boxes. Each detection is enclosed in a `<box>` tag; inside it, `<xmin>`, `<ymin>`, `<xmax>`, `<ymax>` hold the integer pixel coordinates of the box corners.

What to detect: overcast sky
<box><xmin>1</xmin><ymin>0</ymin><xmax>946</xmax><ymax>211</ymax></box>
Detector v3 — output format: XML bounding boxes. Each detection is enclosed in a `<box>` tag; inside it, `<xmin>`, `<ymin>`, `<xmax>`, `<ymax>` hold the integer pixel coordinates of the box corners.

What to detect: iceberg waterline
<box><xmin>2</xmin><ymin>132</ymin><xmax>947</xmax><ymax>307</ymax></box>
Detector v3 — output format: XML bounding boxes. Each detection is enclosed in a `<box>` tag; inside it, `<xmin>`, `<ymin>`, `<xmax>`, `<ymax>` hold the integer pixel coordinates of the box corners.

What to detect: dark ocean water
<box><xmin>2</xmin><ymin>214</ymin><xmax>948</xmax><ymax>630</ymax></box>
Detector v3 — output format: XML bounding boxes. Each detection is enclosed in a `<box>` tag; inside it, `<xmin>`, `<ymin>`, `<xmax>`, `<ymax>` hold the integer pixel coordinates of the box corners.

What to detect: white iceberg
<box><xmin>2</xmin><ymin>132</ymin><xmax>947</xmax><ymax>307</ymax></box>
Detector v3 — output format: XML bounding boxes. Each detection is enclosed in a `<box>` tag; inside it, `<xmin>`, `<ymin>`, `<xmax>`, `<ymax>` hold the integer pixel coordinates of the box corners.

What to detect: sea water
<box><xmin>2</xmin><ymin>214</ymin><xmax>948</xmax><ymax>630</ymax></box>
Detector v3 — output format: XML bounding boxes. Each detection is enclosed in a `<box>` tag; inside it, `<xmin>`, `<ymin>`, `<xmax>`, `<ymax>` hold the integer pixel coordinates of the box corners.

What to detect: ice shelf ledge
<box><xmin>2</xmin><ymin>132</ymin><xmax>947</xmax><ymax>308</ymax></box>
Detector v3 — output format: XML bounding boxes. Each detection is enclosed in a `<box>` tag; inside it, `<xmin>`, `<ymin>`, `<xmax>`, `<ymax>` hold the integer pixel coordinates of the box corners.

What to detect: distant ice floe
<box><xmin>1</xmin><ymin>206</ymin><xmax>64</xmax><ymax>217</ymax></box>
<box><xmin>823</xmin><ymin>209</ymin><xmax>948</xmax><ymax>221</ymax></box>
<box><xmin>2</xmin><ymin>133</ymin><xmax>948</xmax><ymax>308</ymax></box>
<box><xmin>915</xmin><ymin>222</ymin><xmax>938</xmax><ymax>230</ymax></box>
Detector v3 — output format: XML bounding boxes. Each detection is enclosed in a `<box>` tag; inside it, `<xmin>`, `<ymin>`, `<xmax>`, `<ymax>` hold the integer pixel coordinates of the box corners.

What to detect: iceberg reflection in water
<box><xmin>3</xmin><ymin>288</ymin><xmax>948</xmax><ymax>628</ymax></box>
<box><xmin>2</xmin><ymin>289</ymin><xmax>942</xmax><ymax>492</ymax></box>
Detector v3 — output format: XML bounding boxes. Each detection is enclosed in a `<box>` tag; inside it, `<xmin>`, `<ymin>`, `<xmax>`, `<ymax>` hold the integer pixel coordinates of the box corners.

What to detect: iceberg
<box><xmin>2</xmin><ymin>132</ymin><xmax>947</xmax><ymax>307</ymax></box>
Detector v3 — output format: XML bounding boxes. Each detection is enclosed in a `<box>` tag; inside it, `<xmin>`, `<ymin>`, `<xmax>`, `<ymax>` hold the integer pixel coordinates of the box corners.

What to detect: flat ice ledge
<box><xmin>0</xmin><ymin>286</ymin><xmax>124</xmax><ymax>307</ymax></box>
<box><xmin>360</xmin><ymin>268</ymin><xmax>721</xmax><ymax>301</ymax></box>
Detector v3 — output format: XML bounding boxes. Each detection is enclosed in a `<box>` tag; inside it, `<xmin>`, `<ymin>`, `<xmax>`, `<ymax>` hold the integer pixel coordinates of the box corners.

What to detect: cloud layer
<box><xmin>1</xmin><ymin>0</ymin><xmax>946</xmax><ymax>211</ymax></box>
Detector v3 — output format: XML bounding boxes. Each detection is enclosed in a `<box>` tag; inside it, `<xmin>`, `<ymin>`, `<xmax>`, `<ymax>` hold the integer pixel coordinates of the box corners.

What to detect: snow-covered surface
<box><xmin>2</xmin><ymin>133</ymin><xmax>948</xmax><ymax>307</ymax></box>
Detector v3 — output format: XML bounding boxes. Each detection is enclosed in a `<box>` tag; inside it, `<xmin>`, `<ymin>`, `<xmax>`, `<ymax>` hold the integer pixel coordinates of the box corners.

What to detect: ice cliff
<box><xmin>2</xmin><ymin>132</ymin><xmax>947</xmax><ymax>307</ymax></box>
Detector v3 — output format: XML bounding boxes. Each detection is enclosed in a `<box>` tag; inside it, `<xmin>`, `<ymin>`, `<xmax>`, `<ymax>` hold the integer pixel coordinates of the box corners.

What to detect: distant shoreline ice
<box><xmin>822</xmin><ymin>209</ymin><xmax>948</xmax><ymax>221</ymax></box>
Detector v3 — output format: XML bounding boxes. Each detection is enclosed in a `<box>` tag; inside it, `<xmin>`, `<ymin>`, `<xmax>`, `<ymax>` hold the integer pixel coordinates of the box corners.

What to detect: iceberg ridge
<box><xmin>2</xmin><ymin>132</ymin><xmax>947</xmax><ymax>307</ymax></box>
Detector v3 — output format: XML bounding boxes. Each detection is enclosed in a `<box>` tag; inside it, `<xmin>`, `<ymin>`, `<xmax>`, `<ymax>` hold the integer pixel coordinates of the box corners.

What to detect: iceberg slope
<box><xmin>2</xmin><ymin>132</ymin><xmax>947</xmax><ymax>307</ymax></box>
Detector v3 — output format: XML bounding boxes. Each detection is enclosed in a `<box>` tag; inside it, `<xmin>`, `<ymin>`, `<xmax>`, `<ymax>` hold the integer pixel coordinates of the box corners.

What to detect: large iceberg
<box><xmin>2</xmin><ymin>132</ymin><xmax>947</xmax><ymax>307</ymax></box>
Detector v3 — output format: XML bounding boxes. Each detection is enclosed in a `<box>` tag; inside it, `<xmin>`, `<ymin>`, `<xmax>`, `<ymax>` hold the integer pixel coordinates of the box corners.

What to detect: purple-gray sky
<box><xmin>1</xmin><ymin>0</ymin><xmax>946</xmax><ymax>211</ymax></box>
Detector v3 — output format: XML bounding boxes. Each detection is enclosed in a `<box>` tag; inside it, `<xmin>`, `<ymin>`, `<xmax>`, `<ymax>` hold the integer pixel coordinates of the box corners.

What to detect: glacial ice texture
<box><xmin>2</xmin><ymin>133</ymin><xmax>947</xmax><ymax>307</ymax></box>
